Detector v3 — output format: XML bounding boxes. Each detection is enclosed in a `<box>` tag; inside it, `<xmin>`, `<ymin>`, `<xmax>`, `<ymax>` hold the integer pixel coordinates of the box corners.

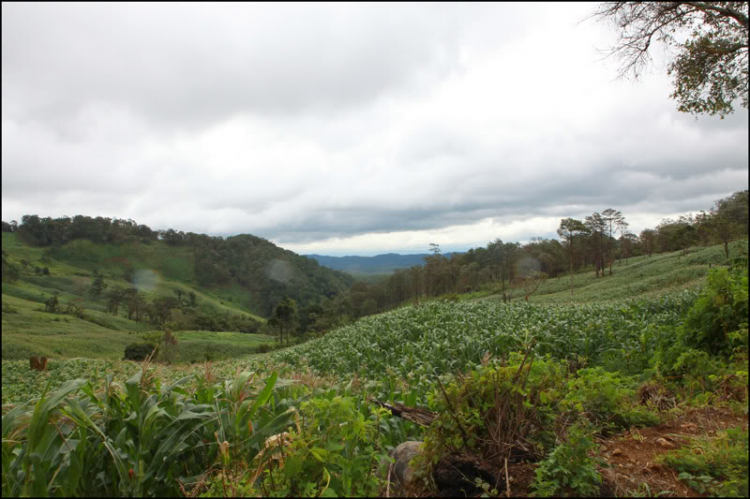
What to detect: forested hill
<box><xmin>306</xmin><ymin>252</ymin><xmax>461</xmax><ymax>274</ymax></box>
<box><xmin>1</xmin><ymin>215</ymin><xmax>354</xmax><ymax>316</ymax></box>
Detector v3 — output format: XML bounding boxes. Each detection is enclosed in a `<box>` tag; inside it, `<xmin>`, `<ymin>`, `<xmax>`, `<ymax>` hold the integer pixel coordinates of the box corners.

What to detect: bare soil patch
<box><xmin>598</xmin><ymin>406</ymin><xmax>748</xmax><ymax>497</ymax></box>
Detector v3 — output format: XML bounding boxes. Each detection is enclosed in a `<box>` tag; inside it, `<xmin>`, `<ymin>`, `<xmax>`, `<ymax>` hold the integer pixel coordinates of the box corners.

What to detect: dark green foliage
<box><xmin>123</xmin><ymin>343</ymin><xmax>156</xmax><ymax>361</ymax></box>
<box><xmin>88</xmin><ymin>273</ymin><xmax>107</xmax><ymax>299</ymax></box>
<box><xmin>43</xmin><ymin>293</ymin><xmax>60</xmax><ymax>313</ymax></box>
<box><xmin>681</xmin><ymin>267</ymin><xmax>748</xmax><ymax>355</ymax></box>
<box><xmin>560</xmin><ymin>367</ymin><xmax>659</xmax><ymax>432</ymax></box>
<box><xmin>253</xmin><ymin>395</ymin><xmax>389</xmax><ymax>497</ymax></box>
<box><xmin>105</xmin><ymin>286</ymin><xmax>126</xmax><ymax>315</ymax></box>
<box><xmin>124</xmin><ymin>289</ymin><xmax>147</xmax><ymax>322</ymax></box>
<box><xmin>1</xmin><ymin>250</ymin><xmax>20</xmax><ymax>282</ymax></box>
<box><xmin>416</xmin><ymin>355</ymin><xmax>658</xmax><ymax>496</ymax></box>
<box><xmin>150</xmin><ymin>296</ymin><xmax>179</xmax><ymax>325</ymax></box>
<box><xmin>16</xmin><ymin>214</ymin><xmax>157</xmax><ymax>247</ymax></box>
<box><xmin>270</xmin><ymin>296</ymin><xmax>299</xmax><ymax>344</ymax></box>
<box><xmin>191</xmin><ymin>233</ymin><xmax>353</xmax><ymax>315</ymax></box>
<box><xmin>420</xmin><ymin>354</ymin><xmax>565</xmax><ymax>468</ymax></box>
<box><xmin>531</xmin><ymin>425</ymin><xmax>604</xmax><ymax>497</ymax></box>
<box><xmin>657</xmin><ymin>266</ymin><xmax>749</xmax><ymax>374</ymax></box>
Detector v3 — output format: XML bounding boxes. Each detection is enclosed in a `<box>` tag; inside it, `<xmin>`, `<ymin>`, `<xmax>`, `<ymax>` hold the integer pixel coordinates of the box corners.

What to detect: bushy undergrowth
<box><xmin>123</xmin><ymin>342</ymin><xmax>156</xmax><ymax>361</ymax></box>
<box><xmin>658</xmin><ymin>267</ymin><xmax>748</xmax><ymax>371</ymax></box>
<box><xmin>255</xmin><ymin>394</ymin><xmax>389</xmax><ymax>497</ymax></box>
<box><xmin>420</xmin><ymin>354</ymin><xmax>565</xmax><ymax>466</ymax></box>
<box><xmin>681</xmin><ymin>267</ymin><xmax>748</xmax><ymax>356</ymax></box>
<box><xmin>414</xmin><ymin>353</ymin><xmax>658</xmax><ymax>496</ymax></box>
<box><xmin>659</xmin><ymin>427</ymin><xmax>749</xmax><ymax>497</ymax></box>
<box><xmin>560</xmin><ymin>368</ymin><xmax>660</xmax><ymax>433</ymax></box>
<box><xmin>531</xmin><ymin>424</ymin><xmax>604</xmax><ymax>497</ymax></box>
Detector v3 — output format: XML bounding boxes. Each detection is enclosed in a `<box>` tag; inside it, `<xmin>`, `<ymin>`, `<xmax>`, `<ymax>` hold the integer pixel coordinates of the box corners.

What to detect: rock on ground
<box><xmin>386</xmin><ymin>441</ymin><xmax>424</xmax><ymax>489</ymax></box>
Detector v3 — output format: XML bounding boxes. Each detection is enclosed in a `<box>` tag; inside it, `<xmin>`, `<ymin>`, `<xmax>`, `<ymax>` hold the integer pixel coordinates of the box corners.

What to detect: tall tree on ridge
<box><xmin>585</xmin><ymin>212</ymin><xmax>606</xmax><ymax>278</ymax></box>
<box><xmin>601</xmin><ymin>208</ymin><xmax>627</xmax><ymax>275</ymax></box>
<box><xmin>557</xmin><ymin>218</ymin><xmax>588</xmax><ymax>296</ymax></box>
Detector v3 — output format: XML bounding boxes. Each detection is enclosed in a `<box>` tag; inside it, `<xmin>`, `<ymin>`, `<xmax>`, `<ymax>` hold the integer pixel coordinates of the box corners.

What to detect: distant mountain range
<box><xmin>306</xmin><ymin>252</ymin><xmax>461</xmax><ymax>274</ymax></box>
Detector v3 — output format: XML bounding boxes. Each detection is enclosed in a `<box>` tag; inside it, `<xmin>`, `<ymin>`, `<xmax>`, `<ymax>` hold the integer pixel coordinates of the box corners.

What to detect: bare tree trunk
<box><xmin>569</xmin><ymin>259</ymin><xmax>574</xmax><ymax>296</ymax></box>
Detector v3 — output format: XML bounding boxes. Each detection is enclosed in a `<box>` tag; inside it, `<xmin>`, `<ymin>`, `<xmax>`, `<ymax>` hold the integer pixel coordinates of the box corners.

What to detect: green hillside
<box><xmin>1</xmin><ymin>229</ymin><xmax>320</xmax><ymax>361</ymax></box>
<box><xmin>2</xmin><ymin>220</ymin><xmax>354</xmax><ymax>317</ymax></box>
<box><xmin>465</xmin><ymin>241</ymin><xmax>744</xmax><ymax>305</ymax></box>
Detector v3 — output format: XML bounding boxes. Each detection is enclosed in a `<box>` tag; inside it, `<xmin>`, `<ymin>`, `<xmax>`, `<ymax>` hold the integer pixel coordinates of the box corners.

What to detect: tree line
<box><xmin>291</xmin><ymin>190</ymin><xmax>748</xmax><ymax>335</ymax></box>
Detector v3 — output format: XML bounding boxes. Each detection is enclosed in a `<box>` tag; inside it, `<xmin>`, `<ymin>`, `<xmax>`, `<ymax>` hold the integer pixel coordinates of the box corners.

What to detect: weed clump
<box><xmin>414</xmin><ymin>350</ymin><xmax>663</xmax><ymax>496</ymax></box>
<box><xmin>531</xmin><ymin>424</ymin><xmax>604</xmax><ymax>497</ymax></box>
<box><xmin>659</xmin><ymin>427</ymin><xmax>749</xmax><ymax>497</ymax></box>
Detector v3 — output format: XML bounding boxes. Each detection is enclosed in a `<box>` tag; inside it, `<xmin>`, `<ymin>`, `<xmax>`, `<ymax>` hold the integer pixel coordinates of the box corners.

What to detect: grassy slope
<box><xmin>477</xmin><ymin>241</ymin><xmax>740</xmax><ymax>305</ymax></box>
<box><xmin>175</xmin><ymin>330</ymin><xmax>277</xmax><ymax>363</ymax></box>
<box><xmin>1</xmin><ymin>292</ymin><xmax>151</xmax><ymax>360</ymax></box>
<box><xmin>2</xmin><ymin>232</ymin><xmax>265</xmax><ymax>320</ymax></box>
<box><xmin>1</xmin><ymin>232</ymin><xmax>272</xmax><ymax>361</ymax></box>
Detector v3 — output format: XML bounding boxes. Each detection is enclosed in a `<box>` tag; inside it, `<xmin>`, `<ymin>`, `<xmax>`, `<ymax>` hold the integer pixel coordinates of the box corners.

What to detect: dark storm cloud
<box><xmin>2</xmin><ymin>3</ymin><xmax>748</xmax><ymax>254</ymax></box>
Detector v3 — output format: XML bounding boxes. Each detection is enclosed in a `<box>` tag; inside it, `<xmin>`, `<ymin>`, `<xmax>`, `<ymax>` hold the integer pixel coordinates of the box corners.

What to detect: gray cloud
<box><xmin>2</xmin><ymin>3</ymin><xmax>480</xmax><ymax>127</ymax></box>
<box><xmin>2</xmin><ymin>3</ymin><xmax>748</xmax><ymax>254</ymax></box>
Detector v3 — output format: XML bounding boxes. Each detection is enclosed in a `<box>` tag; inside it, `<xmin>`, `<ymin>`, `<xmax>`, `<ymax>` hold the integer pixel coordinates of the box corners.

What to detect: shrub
<box><xmin>680</xmin><ymin>267</ymin><xmax>748</xmax><ymax>356</ymax></box>
<box><xmin>561</xmin><ymin>367</ymin><xmax>659</xmax><ymax>432</ymax></box>
<box><xmin>531</xmin><ymin>424</ymin><xmax>604</xmax><ymax>497</ymax></box>
<box><xmin>419</xmin><ymin>353</ymin><xmax>566</xmax><ymax>476</ymax></box>
<box><xmin>123</xmin><ymin>342</ymin><xmax>156</xmax><ymax>361</ymax></box>
<box><xmin>2</xmin><ymin>301</ymin><xmax>18</xmax><ymax>314</ymax></box>
<box><xmin>255</xmin><ymin>344</ymin><xmax>272</xmax><ymax>354</ymax></box>
<box><xmin>256</xmin><ymin>394</ymin><xmax>389</xmax><ymax>497</ymax></box>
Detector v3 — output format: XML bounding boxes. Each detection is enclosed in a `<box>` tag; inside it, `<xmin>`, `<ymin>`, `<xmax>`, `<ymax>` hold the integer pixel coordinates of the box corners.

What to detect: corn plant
<box><xmin>2</xmin><ymin>368</ymin><xmax>295</xmax><ymax>497</ymax></box>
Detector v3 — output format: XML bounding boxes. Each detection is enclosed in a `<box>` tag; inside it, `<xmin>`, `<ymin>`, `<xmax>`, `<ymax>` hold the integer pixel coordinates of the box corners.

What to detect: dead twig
<box><xmin>505</xmin><ymin>458</ymin><xmax>511</xmax><ymax>498</ymax></box>
<box><xmin>367</xmin><ymin>398</ymin><xmax>436</xmax><ymax>427</ymax></box>
<box><xmin>386</xmin><ymin>461</ymin><xmax>393</xmax><ymax>498</ymax></box>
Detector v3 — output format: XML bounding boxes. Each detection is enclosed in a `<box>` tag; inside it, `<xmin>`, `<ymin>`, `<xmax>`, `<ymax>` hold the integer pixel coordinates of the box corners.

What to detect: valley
<box><xmin>2</xmin><ymin>221</ymin><xmax>747</xmax><ymax>497</ymax></box>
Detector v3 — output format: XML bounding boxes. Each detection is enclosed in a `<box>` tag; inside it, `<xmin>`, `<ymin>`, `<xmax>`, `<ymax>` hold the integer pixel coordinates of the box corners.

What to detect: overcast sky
<box><xmin>2</xmin><ymin>3</ymin><xmax>747</xmax><ymax>256</ymax></box>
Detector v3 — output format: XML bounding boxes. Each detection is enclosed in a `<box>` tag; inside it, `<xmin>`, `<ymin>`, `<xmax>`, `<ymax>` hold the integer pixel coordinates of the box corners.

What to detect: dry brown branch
<box><xmin>367</xmin><ymin>398</ymin><xmax>437</xmax><ymax>427</ymax></box>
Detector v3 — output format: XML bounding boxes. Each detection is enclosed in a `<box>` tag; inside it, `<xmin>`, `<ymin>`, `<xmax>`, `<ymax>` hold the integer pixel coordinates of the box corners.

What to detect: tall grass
<box><xmin>2</xmin><ymin>366</ymin><xmax>296</xmax><ymax>497</ymax></box>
